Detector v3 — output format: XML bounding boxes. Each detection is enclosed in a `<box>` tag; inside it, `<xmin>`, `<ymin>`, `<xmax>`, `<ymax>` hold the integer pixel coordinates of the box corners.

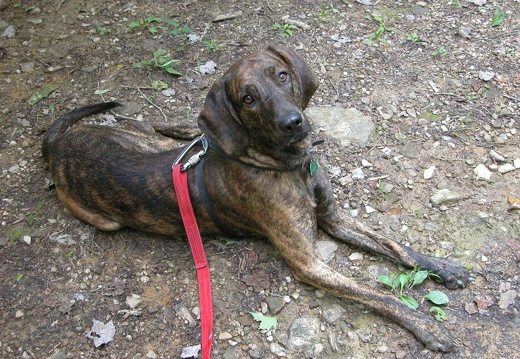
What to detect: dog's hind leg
<box><xmin>57</xmin><ymin>189</ymin><xmax>123</xmax><ymax>231</ymax></box>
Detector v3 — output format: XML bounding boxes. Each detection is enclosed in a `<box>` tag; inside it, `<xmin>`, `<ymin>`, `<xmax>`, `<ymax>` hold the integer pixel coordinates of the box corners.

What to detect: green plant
<box><xmin>66</xmin><ymin>250</ymin><xmax>74</xmax><ymax>259</ymax></box>
<box><xmin>142</xmin><ymin>49</ymin><xmax>181</xmax><ymax>76</ymax></box>
<box><xmin>151</xmin><ymin>80</ymin><xmax>169</xmax><ymax>91</ymax></box>
<box><xmin>273</xmin><ymin>22</ymin><xmax>297</xmax><ymax>38</ymax></box>
<box><xmin>15</xmin><ymin>273</ymin><xmax>24</xmax><ymax>282</ymax></box>
<box><xmin>203</xmin><ymin>40</ymin><xmax>220</xmax><ymax>52</ymax></box>
<box><xmin>377</xmin><ymin>268</ymin><xmax>449</xmax><ymax>321</ymax></box>
<box><xmin>451</xmin><ymin>0</ymin><xmax>461</xmax><ymax>8</ymax></box>
<box><xmin>129</xmin><ymin>17</ymin><xmax>192</xmax><ymax>37</ymax></box>
<box><xmin>491</xmin><ymin>8</ymin><xmax>505</xmax><ymax>27</ymax></box>
<box><xmin>96</xmin><ymin>25</ymin><xmax>112</xmax><ymax>36</ymax></box>
<box><xmin>7</xmin><ymin>227</ymin><xmax>29</xmax><ymax>242</ymax></box>
<box><xmin>406</xmin><ymin>31</ymin><xmax>425</xmax><ymax>44</ymax></box>
<box><xmin>433</xmin><ymin>45</ymin><xmax>448</xmax><ymax>57</ymax></box>
<box><xmin>366</xmin><ymin>14</ymin><xmax>391</xmax><ymax>44</ymax></box>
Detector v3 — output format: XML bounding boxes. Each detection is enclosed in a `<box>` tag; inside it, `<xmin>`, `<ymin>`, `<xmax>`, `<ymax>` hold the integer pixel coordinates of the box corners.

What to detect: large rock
<box><xmin>305</xmin><ymin>106</ymin><xmax>375</xmax><ymax>147</ymax></box>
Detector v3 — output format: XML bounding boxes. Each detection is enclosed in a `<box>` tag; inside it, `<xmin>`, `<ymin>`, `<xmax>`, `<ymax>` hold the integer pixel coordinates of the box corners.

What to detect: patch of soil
<box><xmin>1</xmin><ymin>1</ymin><xmax>519</xmax><ymax>358</ymax></box>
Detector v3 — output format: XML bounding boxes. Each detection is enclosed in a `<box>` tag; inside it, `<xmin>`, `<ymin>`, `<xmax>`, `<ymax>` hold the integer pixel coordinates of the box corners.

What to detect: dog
<box><xmin>42</xmin><ymin>45</ymin><xmax>471</xmax><ymax>352</ymax></box>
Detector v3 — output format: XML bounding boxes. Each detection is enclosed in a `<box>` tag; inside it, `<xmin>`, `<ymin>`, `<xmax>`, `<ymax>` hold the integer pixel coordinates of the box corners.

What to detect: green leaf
<box><xmin>491</xmin><ymin>8</ymin><xmax>505</xmax><ymax>27</ymax></box>
<box><xmin>424</xmin><ymin>290</ymin><xmax>449</xmax><ymax>305</ymax></box>
<box><xmin>430</xmin><ymin>306</ymin><xmax>447</xmax><ymax>322</ymax></box>
<box><xmin>28</xmin><ymin>86</ymin><xmax>57</xmax><ymax>105</ymax></box>
<box><xmin>397</xmin><ymin>273</ymin><xmax>410</xmax><ymax>292</ymax></box>
<box><xmin>400</xmin><ymin>296</ymin><xmax>419</xmax><ymax>309</ymax></box>
<box><xmin>410</xmin><ymin>270</ymin><xmax>429</xmax><ymax>287</ymax></box>
<box><xmin>94</xmin><ymin>89</ymin><xmax>110</xmax><ymax>95</ymax></box>
<box><xmin>15</xmin><ymin>273</ymin><xmax>24</xmax><ymax>282</ymax></box>
<box><xmin>250</xmin><ymin>312</ymin><xmax>278</xmax><ymax>330</ymax></box>
<box><xmin>377</xmin><ymin>275</ymin><xmax>394</xmax><ymax>288</ymax></box>
<box><xmin>128</xmin><ymin>21</ymin><xmax>141</xmax><ymax>28</ymax></box>
<box><xmin>144</xmin><ymin>16</ymin><xmax>161</xmax><ymax>24</ymax></box>
<box><xmin>162</xmin><ymin>19</ymin><xmax>179</xmax><ymax>28</ymax></box>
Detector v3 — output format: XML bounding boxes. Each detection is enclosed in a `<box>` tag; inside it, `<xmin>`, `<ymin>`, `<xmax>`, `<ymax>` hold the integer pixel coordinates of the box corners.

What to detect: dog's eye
<box><xmin>243</xmin><ymin>95</ymin><xmax>254</xmax><ymax>105</ymax></box>
<box><xmin>279</xmin><ymin>72</ymin><xmax>289</xmax><ymax>83</ymax></box>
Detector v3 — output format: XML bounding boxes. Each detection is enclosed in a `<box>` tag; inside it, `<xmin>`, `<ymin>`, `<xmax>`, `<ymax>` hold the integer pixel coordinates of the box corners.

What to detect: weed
<box><xmin>142</xmin><ymin>49</ymin><xmax>181</xmax><ymax>76</ymax></box>
<box><xmin>377</xmin><ymin>268</ymin><xmax>449</xmax><ymax>321</ymax></box>
<box><xmin>451</xmin><ymin>0</ymin><xmax>461</xmax><ymax>8</ymax></box>
<box><xmin>66</xmin><ymin>250</ymin><xmax>74</xmax><ymax>259</ymax></box>
<box><xmin>203</xmin><ymin>40</ymin><xmax>220</xmax><ymax>52</ymax></box>
<box><xmin>366</xmin><ymin>14</ymin><xmax>392</xmax><ymax>44</ymax></box>
<box><xmin>273</xmin><ymin>22</ymin><xmax>297</xmax><ymax>38</ymax></box>
<box><xmin>15</xmin><ymin>273</ymin><xmax>24</xmax><ymax>282</ymax></box>
<box><xmin>406</xmin><ymin>31</ymin><xmax>425</xmax><ymax>45</ymax></box>
<box><xmin>491</xmin><ymin>8</ymin><xmax>505</xmax><ymax>27</ymax></box>
<box><xmin>151</xmin><ymin>80</ymin><xmax>169</xmax><ymax>91</ymax></box>
<box><xmin>7</xmin><ymin>227</ymin><xmax>29</xmax><ymax>242</ymax></box>
<box><xmin>313</xmin><ymin>4</ymin><xmax>338</xmax><ymax>24</ymax></box>
<box><xmin>129</xmin><ymin>17</ymin><xmax>192</xmax><ymax>38</ymax></box>
<box><xmin>96</xmin><ymin>25</ymin><xmax>112</xmax><ymax>36</ymax></box>
<box><xmin>433</xmin><ymin>45</ymin><xmax>448</xmax><ymax>57</ymax></box>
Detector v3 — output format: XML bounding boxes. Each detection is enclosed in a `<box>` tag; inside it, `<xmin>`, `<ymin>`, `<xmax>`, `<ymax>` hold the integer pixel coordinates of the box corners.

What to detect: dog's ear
<box><xmin>198</xmin><ymin>75</ymin><xmax>249</xmax><ymax>157</ymax></box>
<box><xmin>266</xmin><ymin>44</ymin><xmax>319</xmax><ymax>110</ymax></box>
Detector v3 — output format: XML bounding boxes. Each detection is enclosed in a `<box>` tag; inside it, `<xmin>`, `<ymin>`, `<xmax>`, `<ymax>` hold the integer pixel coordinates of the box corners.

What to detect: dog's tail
<box><xmin>41</xmin><ymin>102</ymin><xmax>122</xmax><ymax>162</ymax></box>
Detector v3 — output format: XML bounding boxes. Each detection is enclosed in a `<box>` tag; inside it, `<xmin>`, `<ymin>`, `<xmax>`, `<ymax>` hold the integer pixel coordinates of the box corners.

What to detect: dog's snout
<box><xmin>282</xmin><ymin>112</ymin><xmax>304</xmax><ymax>134</ymax></box>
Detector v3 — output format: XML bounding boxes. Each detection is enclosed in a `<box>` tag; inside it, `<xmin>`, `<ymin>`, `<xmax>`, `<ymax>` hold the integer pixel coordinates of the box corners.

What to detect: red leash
<box><xmin>172</xmin><ymin>164</ymin><xmax>213</xmax><ymax>359</ymax></box>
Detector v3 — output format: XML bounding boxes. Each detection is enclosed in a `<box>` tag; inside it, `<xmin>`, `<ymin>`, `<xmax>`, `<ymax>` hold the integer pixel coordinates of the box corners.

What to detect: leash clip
<box><xmin>173</xmin><ymin>134</ymin><xmax>209</xmax><ymax>172</ymax></box>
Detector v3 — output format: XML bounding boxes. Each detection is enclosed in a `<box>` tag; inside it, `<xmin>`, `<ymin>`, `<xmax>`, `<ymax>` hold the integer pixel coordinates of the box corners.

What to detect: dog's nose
<box><xmin>282</xmin><ymin>112</ymin><xmax>304</xmax><ymax>134</ymax></box>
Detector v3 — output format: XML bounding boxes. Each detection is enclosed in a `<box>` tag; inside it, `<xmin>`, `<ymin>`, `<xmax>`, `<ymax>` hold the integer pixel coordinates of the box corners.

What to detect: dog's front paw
<box><xmin>427</xmin><ymin>257</ymin><xmax>473</xmax><ymax>289</ymax></box>
<box><xmin>417</xmin><ymin>324</ymin><xmax>456</xmax><ymax>352</ymax></box>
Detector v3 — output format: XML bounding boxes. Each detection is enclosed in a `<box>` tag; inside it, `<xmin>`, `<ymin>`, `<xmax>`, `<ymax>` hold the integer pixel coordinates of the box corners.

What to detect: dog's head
<box><xmin>198</xmin><ymin>45</ymin><xmax>319</xmax><ymax>165</ymax></box>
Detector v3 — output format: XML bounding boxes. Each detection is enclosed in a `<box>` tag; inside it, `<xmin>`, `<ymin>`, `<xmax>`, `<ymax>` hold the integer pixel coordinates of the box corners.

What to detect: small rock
<box><xmin>315</xmin><ymin>289</ymin><xmax>326</xmax><ymax>299</ymax></box>
<box><xmin>458</xmin><ymin>26</ymin><xmax>471</xmax><ymax>39</ymax></box>
<box><xmin>269</xmin><ymin>342</ymin><xmax>286</xmax><ymax>357</ymax></box>
<box><xmin>430</xmin><ymin>189</ymin><xmax>462</xmax><ymax>205</ymax></box>
<box><xmin>20</xmin><ymin>62</ymin><xmax>35</xmax><ymax>73</ymax></box>
<box><xmin>316</xmin><ymin>240</ymin><xmax>338</xmax><ymax>263</ymax></box>
<box><xmin>15</xmin><ymin>310</ymin><xmax>24</xmax><ymax>318</ymax></box>
<box><xmin>514</xmin><ymin>158</ymin><xmax>520</xmax><ymax>169</ymax></box>
<box><xmin>348</xmin><ymin>252</ymin><xmax>364</xmax><ymax>261</ymax></box>
<box><xmin>22</xmin><ymin>236</ymin><xmax>31</xmax><ymax>245</ymax></box>
<box><xmin>321</xmin><ymin>304</ymin><xmax>346</xmax><ymax>324</ymax></box>
<box><xmin>180</xmin><ymin>345</ymin><xmax>201</xmax><ymax>358</ymax></box>
<box><xmin>361</xmin><ymin>159</ymin><xmax>372</xmax><ymax>167</ymax></box>
<box><xmin>2</xmin><ymin>25</ymin><xmax>16</xmax><ymax>38</ymax></box>
<box><xmin>248</xmin><ymin>344</ymin><xmax>265</xmax><ymax>359</ymax></box>
<box><xmin>145</xmin><ymin>350</ymin><xmax>157</xmax><ymax>359</ymax></box>
<box><xmin>288</xmin><ymin>315</ymin><xmax>321</xmax><ymax>348</ymax></box>
<box><xmin>125</xmin><ymin>294</ymin><xmax>141</xmax><ymax>309</ymax></box>
<box><xmin>265</xmin><ymin>296</ymin><xmax>286</xmax><ymax>315</ymax></box>
<box><xmin>498</xmin><ymin>163</ymin><xmax>516</xmax><ymax>174</ymax></box>
<box><xmin>351</xmin><ymin>167</ymin><xmax>365</xmax><ymax>179</ymax></box>
<box><xmin>479</xmin><ymin>71</ymin><xmax>495</xmax><ymax>81</ymax></box>
<box><xmin>465</xmin><ymin>302</ymin><xmax>478</xmax><ymax>315</ymax></box>
<box><xmin>489</xmin><ymin>149</ymin><xmax>506</xmax><ymax>162</ymax></box>
<box><xmin>423</xmin><ymin>165</ymin><xmax>436</xmax><ymax>180</ymax></box>
<box><xmin>218</xmin><ymin>332</ymin><xmax>233</xmax><ymax>340</ymax></box>
<box><xmin>473</xmin><ymin>164</ymin><xmax>492</xmax><ymax>181</ymax></box>
<box><xmin>365</xmin><ymin>205</ymin><xmax>376</xmax><ymax>214</ymax></box>
<box><xmin>498</xmin><ymin>290</ymin><xmax>517</xmax><ymax>310</ymax></box>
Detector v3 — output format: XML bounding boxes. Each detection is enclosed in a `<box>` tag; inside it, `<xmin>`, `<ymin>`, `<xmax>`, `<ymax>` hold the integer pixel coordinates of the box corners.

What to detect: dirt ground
<box><xmin>1</xmin><ymin>0</ymin><xmax>519</xmax><ymax>358</ymax></box>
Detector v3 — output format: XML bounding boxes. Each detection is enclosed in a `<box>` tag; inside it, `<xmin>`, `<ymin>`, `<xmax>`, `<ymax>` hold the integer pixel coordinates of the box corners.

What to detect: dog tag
<box><xmin>309</xmin><ymin>159</ymin><xmax>318</xmax><ymax>177</ymax></box>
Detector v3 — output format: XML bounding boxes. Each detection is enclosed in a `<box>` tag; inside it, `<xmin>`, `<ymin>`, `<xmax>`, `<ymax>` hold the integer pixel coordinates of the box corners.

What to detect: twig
<box><xmin>136</xmin><ymin>87</ymin><xmax>169</xmax><ymax>121</ymax></box>
<box><xmin>503</xmin><ymin>94</ymin><xmax>519</xmax><ymax>102</ymax></box>
<box><xmin>56</xmin><ymin>0</ymin><xmax>66</xmax><ymax>11</ymax></box>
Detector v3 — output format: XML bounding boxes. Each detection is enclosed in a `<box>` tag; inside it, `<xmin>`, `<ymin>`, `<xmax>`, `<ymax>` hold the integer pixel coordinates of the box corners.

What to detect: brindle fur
<box><xmin>42</xmin><ymin>45</ymin><xmax>471</xmax><ymax>352</ymax></box>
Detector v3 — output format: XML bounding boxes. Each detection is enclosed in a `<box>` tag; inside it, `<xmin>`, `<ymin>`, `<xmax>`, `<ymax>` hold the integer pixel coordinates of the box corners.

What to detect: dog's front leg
<box><xmin>271</xmin><ymin>231</ymin><xmax>456</xmax><ymax>352</ymax></box>
<box><xmin>312</xmin><ymin>169</ymin><xmax>471</xmax><ymax>289</ymax></box>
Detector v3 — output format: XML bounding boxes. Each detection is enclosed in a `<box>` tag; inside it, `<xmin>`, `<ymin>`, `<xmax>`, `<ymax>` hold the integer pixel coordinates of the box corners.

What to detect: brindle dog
<box><xmin>42</xmin><ymin>45</ymin><xmax>471</xmax><ymax>352</ymax></box>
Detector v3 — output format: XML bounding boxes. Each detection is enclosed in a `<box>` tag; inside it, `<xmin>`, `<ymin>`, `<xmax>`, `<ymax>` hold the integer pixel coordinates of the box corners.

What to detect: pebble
<box><xmin>514</xmin><ymin>158</ymin><xmax>520</xmax><ymax>169</ymax></box>
<box><xmin>315</xmin><ymin>289</ymin><xmax>326</xmax><ymax>299</ymax></box>
<box><xmin>430</xmin><ymin>188</ymin><xmax>462</xmax><ymax>205</ymax></box>
<box><xmin>478</xmin><ymin>71</ymin><xmax>495</xmax><ymax>81</ymax></box>
<box><xmin>145</xmin><ymin>350</ymin><xmax>157</xmax><ymax>359</ymax></box>
<box><xmin>321</xmin><ymin>304</ymin><xmax>346</xmax><ymax>324</ymax></box>
<box><xmin>316</xmin><ymin>240</ymin><xmax>338</xmax><ymax>263</ymax></box>
<box><xmin>288</xmin><ymin>315</ymin><xmax>320</xmax><ymax>348</ymax></box>
<box><xmin>248</xmin><ymin>344</ymin><xmax>265</xmax><ymax>359</ymax></box>
<box><xmin>361</xmin><ymin>159</ymin><xmax>372</xmax><ymax>167</ymax></box>
<box><xmin>269</xmin><ymin>342</ymin><xmax>286</xmax><ymax>357</ymax></box>
<box><xmin>125</xmin><ymin>294</ymin><xmax>141</xmax><ymax>309</ymax></box>
<box><xmin>489</xmin><ymin>150</ymin><xmax>506</xmax><ymax>162</ymax></box>
<box><xmin>265</xmin><ymin>296</ymin><xmax>286</xmax><ymax>315</ymax></box>
<box><xmin>365</xmin><ymin>205</ymin><xmax>376</xmax><ymax>214</ymax></box>
<box><xmin>218</xmin><ymin>332</ymin><xmax>233</xmax><ymax>340</ymax></box>
<box><xmin>498</xmin><ymin>163</ymin><xmax>516</xmax><ymax>173</ymax></box>
<box><xmin>20</xmin><ymin>62</ymin><xmax>35</xmax><ymax>73</ymax></box>
<box><xmin>423</xmin><ymin>165</ymin><xmax>436</xmax><ymax>180</ymax></box>
<box><xmin>348</xmin><ymin>252</ymin><xmax>364</xmax><ymax>261</ymax></box>
<box><xmin>2</xmin><ymin>25</ymin><xmax>16</xmax><ymax>38</ymax></box>
<box><xmin>351</xmin><ymin>167</ymin><xmax>365</xmax><ymax>179</ymax></box>
<box><xmin>473</xmin><ymin>164</ymin><xmax>491</xmax><ymax>181</ymax></box>
<box><xmin>498</xmin><ymin>290</ymin><xmax>517</xmax><ymax>309</ymax></box>
<box><xmin>22</xmin><ymin>236</ymin><xmax>31</xmax><ymax>245</ymax></box>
